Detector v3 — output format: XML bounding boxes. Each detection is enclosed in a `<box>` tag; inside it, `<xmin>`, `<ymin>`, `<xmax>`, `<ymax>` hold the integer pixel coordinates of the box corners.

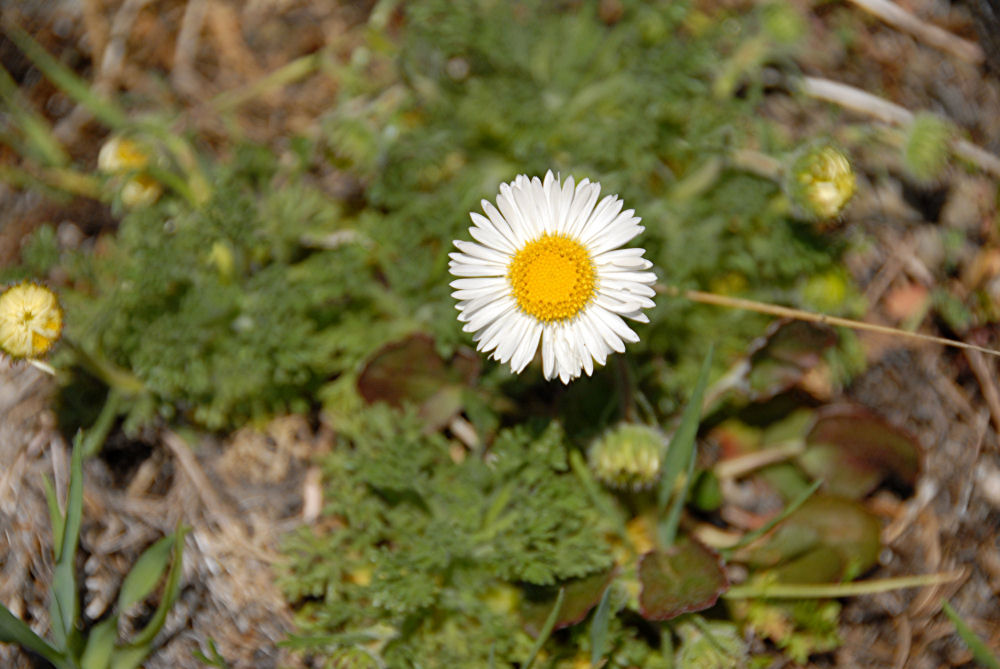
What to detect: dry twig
<box><xmin>846</xmin><ymin>0</ymin><xmax>984</xmax><ymax>65</ymax></box>
<box><xmin>171</xmin><ymin>0</ymin><xmax>209</xmax><ymax>97</ymax></box>
<box><xmin>963</xmin><ymin>350</ymin><xmax>1000</xmax><ymax>437</ymax></box>
<box><xmin>801</xmin><ymin>76</ymin><xmax>1000</xmax><ymax>179</ymax></box>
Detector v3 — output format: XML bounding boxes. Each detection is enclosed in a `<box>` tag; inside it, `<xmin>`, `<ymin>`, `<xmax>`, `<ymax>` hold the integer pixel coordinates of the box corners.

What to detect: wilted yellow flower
<box><xmin>98</xmin><ymin>135</ymin><xmax>163</xmax><ymax>207</ymax></box>
<box><xmin>785</xmin><ymin>144</ymin><xmax>856</xmax><ymax>220</ymax></box>
<box><xmin>0</xmin><ymin>282</ymin><xmax>63</xmax><ymax>359</ymax></box>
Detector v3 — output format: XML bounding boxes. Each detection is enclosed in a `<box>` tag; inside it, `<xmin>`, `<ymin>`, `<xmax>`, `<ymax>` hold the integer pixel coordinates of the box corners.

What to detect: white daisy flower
<box><xmin>449</xmin><ymin>170</ymin><xmax>656</xmax><ymax>383</ymax></box>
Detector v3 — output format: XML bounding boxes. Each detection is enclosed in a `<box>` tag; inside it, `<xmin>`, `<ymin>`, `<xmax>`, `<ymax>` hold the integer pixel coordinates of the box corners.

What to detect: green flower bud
<box><xmin>785</xmin><ymin>144</ymin><xmax>856</xmax><ymax>221</ymax></box>
<box><xmin>588</xmin><ymin>423</ymin><xmax>666</xmax><ymax>491</ymax></box>
<box><xmin>904</xmin><ymin>112</ymin><xmax>952</xmax><ymax>183</ymax></box>
<box><xmin>762</xmin><ymin>1</ymin><xmax>806</xmax><ymax>46</ymax></box>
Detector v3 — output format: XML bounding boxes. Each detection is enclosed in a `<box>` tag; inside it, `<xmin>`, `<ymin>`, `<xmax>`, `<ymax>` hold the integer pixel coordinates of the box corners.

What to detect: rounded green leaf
<box><xmin>799</xmin><ymin>405</ymin><xmax>921</xmax><ymax>499</ymax></box>
<box><xmin>638</xmin><ymin>536</ymin><xmax>728</xmax><ymax>621</ymax></box>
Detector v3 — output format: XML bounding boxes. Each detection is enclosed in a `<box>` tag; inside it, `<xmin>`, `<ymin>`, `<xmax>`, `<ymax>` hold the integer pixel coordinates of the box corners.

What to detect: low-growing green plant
<box><xmin>0</xmin><ymin>432</ymin><xmax>187</xmax><ymax>669</ymax></box>
<box><xmin>1</xmin><ymin>1</ymin><xmax>992</xmax><ymax>666</ymax></box>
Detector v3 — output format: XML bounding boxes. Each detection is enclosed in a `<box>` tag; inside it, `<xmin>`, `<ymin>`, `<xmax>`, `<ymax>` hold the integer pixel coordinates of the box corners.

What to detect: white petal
<box><xmin>457</xmin><ymin>291</ymin><xmax>514</xmax><ymax>316</ymax></box>
<box><xmin>600</xmin><ymin>288</ymin><xmax>655</xmax><ymax>309</ymax></box>
<box><xmin>470</xmin><ymin>213</ymin><xmax>517</xmax><ymax>253</ymax></box>
<box><xmin>563</xmin><ymin>180</ymin><xmax>600</xmax><ymax>237</ymax></box>
<box><xmin>597</xmin><ymin>271</ymin><xmax>658</xmax><ymax>287</ymax></box>
<box><xmin>454</xmin><ymin>240</ymin><xmax>512</xmax><ymax>264</ymax></box>
<box><xmin>586</xmin><ymin>307</ymin><xmax>627</xmax><ymax>353</ymax></box>
<box><xmin>594</xmin><ymin>248</ymin><xmax>651</xmax><ymax>269</ymax></box>
<box><xmin>463</xmin><ymin>297</ymin><xmax>516</xmax><ymax>333</ymax></box>
<box><xmin>497</xmin><ymin>183</ymin><xmax>532</xmax><ymax>242</ymax></box>
<box><xmin>450</xmin><ymin>277</ymin><xmax>508</xmax><ymax>291</ymax></box>
<box><xmin>511</xmin><ymin>319</ymin><xmax>542</xmax><ymax>373</ymax></box>
<box><xmin>553</xmin><ymin>329</ymin><xmax>572</xmax><ymax>383</ymax></box>
<box><xmin>555</xmin><ymin>327</ymin><xmax>583</xmax><ymax>383</ymax></box>
<box><xmin>586</xmin><ymin>219</ymin><xmax>644</xmax><ymax>254</ymax></box>
<box><xmin>451</xmin><ymin>281</ymin><xmax>509</xmax><ymax>301</ymax></box>
<box><xmin>576</xmin><ymin>314</ymin><xmax>611</xmax><ymax>366</ymax></box>
<box><xmin>543</xmin><ymin>171</ymin><xmax>562</xmax><ymax>234</ymax></box>
<box><xmin>577</xmin><ymin>195</ymin><xmax>624</xmax><ymax>245</ymax></box>
<box><xmin>591</xmin><ymin>304</ymin><xmax>640</xmax><ymax>344</ymax></box>
<box><xmin>448</xmin><ymin>261</ymin><xmax>505</xmax><ymax>277</ymax></box>
<box><xmin>482</xmin><ymin>200</ymin><xmax>524</xmax><ymax>246</ymax></box>
<box><xmin>524</xmin><ymin>176</ymin><xmax>550</xmax><ymax>237</ymax></box>
<box><xmin>541</xmin><ymin>326</ymin><xmax>556</xmax><ymax>380</ymax></box>
<box><xmin>554</xmin><ymin>175</ymin><xmax>575</xmax><ymax>230</ymax></box>
<box><xmin>476</xmin><ymin>307</ymin><xmax>520</xmax><ymax>354</ymax></box>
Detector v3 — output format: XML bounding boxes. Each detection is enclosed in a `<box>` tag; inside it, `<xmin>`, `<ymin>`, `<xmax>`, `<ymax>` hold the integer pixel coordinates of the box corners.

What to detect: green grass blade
<box><xmin>589</xmin><ymin>583</ymin><xmax>613</xmax><ymax>667</ymax></box>
<box><xmin>660</xmin><ymin>431</ymin><xmax>698</xmax><ymax>549</ymax></box>
<box><xmin>80</xmin><ymin>617</ymin><xmax>117</xmax><ymax>669</ymax></box>
<box><xmin>0</xmin><ymin>64</ymin><xmax>69</xmax><ymax>166</ymax></box>
<box><xmin>109</xmin><ymin>644</ymin><xmax>149</xmax><ymax>669</ymax></box>
<box><xmin>721</xmin><ymin>479</ymin><xmax>822</xmax><ymax>556</ymax></box>
<box><xmin>117</xmin><ymin>534</ymin><xmax>175</xmax><ymax>611</ymax></box>
<box><xmin>211</xmin><ymin>51</ymin><xmax>325</xmax><ymax>113</ymax></box>
<box><xmin>523</xmin><ymin>587</ymin><xmax>565</xmax><ymax>669</ymax></box>
<box><xmin>941</xmin><ymin>600</ymin><xmax>1000</xmax><ymax>669</ymax></box>
<box><xmin>724</xmin><ymin>570</ymin><xmax>963</xmax><ymax>599</ymax></box>
<box><xmin>122</xmin><ymin>524</ymin><xmax>188</xmax><ymax>650</ymax></box>
<box><xmin>4</xmin><ymin>23</ymin><xmax>128</xmax><ymax>130</ymax></box>
<box><xmin>50</xmin><ymin>432</ymin><xmax>85</xmax><ymax>648</ymax></box>
<box><xmin>41</xmin><ymin>474</ymin><xmax>65</xmax><ymax>559</ymax></box>
<box><xmin>658</xmin><ymin>345</ymin><xmax>714</xmax><ymax>547</ymax></box>
<box><xmin>0</xmin><ymin>603</ymin><xmax>66</xmax><ymax>666</ymax></box>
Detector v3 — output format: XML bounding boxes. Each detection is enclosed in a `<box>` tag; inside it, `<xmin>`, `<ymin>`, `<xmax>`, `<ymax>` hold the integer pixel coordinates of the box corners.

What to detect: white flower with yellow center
<box><xmin>0</xmin><ymin>281</ymin><xmax>63</xmax><ymax>359</ymax></box>
<box><xmin>449</xmin><ymin>171</ymin><xmax>656</xmax><ymax>383</ymax></box>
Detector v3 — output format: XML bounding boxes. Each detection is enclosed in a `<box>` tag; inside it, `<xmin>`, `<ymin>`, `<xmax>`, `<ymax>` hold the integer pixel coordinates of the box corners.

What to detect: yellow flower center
<box><xmin>507</xmin><ymin>234</ymin><xmax>596</xmax><ymax>322</ymax></box>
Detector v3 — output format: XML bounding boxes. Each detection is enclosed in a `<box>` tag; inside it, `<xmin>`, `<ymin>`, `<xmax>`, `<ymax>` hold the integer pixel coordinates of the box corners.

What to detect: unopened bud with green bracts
<box><xmin>588</xmin><ymin>423</ymin><xmax>667</xmax><ymax>491</ymax></box>
<box><xmin>904</xmin><ymin>112</ymin><xmax>953</xmax><ymax>183</ymax></box>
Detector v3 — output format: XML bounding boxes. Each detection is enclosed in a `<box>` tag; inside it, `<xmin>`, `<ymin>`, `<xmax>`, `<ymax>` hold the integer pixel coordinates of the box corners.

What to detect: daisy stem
<box><xmin>656</xmin><ymin>284</ymin><xmax>1000</xmax><ymax>358</ymax></box>
<box><xmin>614</xmin><ymin>355</ymin><xmax>634</xmax><ymax>422</ymax></box>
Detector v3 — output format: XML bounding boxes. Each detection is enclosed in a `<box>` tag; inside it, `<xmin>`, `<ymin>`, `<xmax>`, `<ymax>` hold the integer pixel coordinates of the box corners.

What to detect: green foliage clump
<box><xmin>280</xmin><ymin>406</ymin><xmax>613</xmax><ymax>666</ymax></box>
<box><xmin>59</xmin><ymin>146</ymin><xmax>403</xmax><ymax>429</ymax></box>
<box><xmin>736</xmin><ymin>597</ymin><xmax>842</xmax><ymax>664</ymax></box>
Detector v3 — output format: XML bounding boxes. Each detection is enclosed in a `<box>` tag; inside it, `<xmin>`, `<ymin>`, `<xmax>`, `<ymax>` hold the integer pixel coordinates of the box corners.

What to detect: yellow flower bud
<box><xmin>0</xmin><ymin>281</ymin><xmax>63</xmax><ymax>359</ymax></box>
<box><xmin>98</xmin><ymin>136</ymin><xmax>163</xmax><ymax>208</ymax></box>
<box><xmin>785</xmin><ymin>144</ymin><xmax>856</xmax><ymax>220</ymax></box>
